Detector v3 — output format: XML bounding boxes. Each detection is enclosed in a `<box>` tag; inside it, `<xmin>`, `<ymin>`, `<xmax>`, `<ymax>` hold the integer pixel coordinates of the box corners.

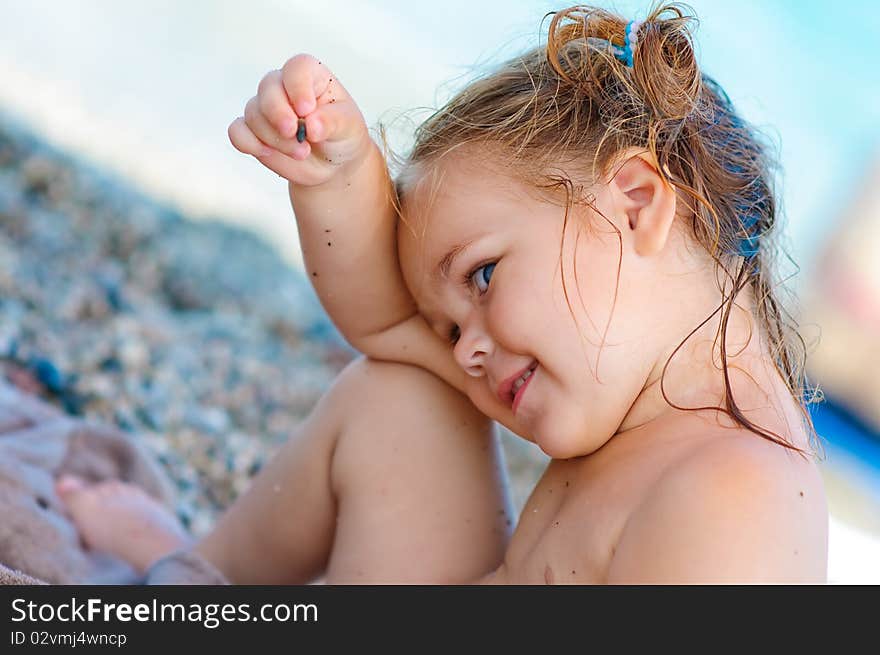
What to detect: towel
<box><xmin>0</xmin><ymin>379</ymin><xmax>226</xmax><ymax>584</ymax></box>
<box><xmin>0</xmin><ymin>551</ymin><xmax>229</xmax><ymax>585</ymax></box>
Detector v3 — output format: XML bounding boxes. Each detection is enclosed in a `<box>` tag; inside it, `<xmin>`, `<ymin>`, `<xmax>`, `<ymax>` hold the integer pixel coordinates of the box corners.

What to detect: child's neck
<box><xmin>616</xmin><ymin>281</ymin><xmax>804</xmax><ymax>447</ymax></box>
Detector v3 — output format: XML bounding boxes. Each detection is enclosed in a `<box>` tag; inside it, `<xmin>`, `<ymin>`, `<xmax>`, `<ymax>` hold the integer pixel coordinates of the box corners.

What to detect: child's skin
<box><xmin>61</xmin><ymin>52</ymin><xmax>827</xmax><ymax>583</ymax></box>
<box><xmin>59</xmin><ymin>58</ymin><xmax>513</xmax><ymax>585</ymax></box>
<box><xmin>59</xmin><ymin>358</ymin><xmax>512</xmax><ymax>583</ymax></box>
<box><xmin>226</xmin><ymin>54</ymin><xmax>828</xmax><ymax>583</ymax></box>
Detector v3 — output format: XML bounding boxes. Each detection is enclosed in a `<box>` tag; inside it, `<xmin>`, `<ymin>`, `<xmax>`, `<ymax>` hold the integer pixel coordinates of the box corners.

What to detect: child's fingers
<box><xmin>242</xmin><ymin>97</ymin><xmax>309</xmax><ymax>159</ymax></box>
<box><xmin>229</xmin><ymin>116</ymin><xmax>301</xmax><ymax>160</ymax></box>
<box><xmin>279</xmin><ymin>54</ymin><xmax>339</xmax><ymax>118</ymax></box>
<box><xmin>303</xmin><ymin>98</ymin><xmax>365</xmax><ymax>145</ymax></box>
<box><xmin>230</xmin><ymin>117</ymin><xmax>331</xmax><ymax>185</ymax></box>
<box><xmin>228</xmin><ymin>116</ymin><xmax>266</xmax><ymax>157</ymax></box>
<box><xmin>243</xmin><ymin>96</ymin><xmax>285</xmax><ymax>148</ymax></box>
<box><xmin>257</xmin><ymin>69</ymin><xmax>299</xmax><ymax>139</ymax></box>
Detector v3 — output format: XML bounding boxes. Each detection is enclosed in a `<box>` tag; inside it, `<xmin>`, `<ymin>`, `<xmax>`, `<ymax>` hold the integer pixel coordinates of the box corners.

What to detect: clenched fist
<box><xmin>229</xmin><ymin>54</ymin><xmax>371</xmax><ymax>187</ymax></box>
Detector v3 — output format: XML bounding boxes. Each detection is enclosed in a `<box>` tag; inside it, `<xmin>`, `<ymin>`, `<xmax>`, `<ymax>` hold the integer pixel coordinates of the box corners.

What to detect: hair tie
<box><xmin>737</xmin><ymin>213</ymin><xmax>761</xmax><ymax>260</ymax></box>
<box><xmin>612</xmin><ymin>20</ymin><xmax>642</xmax><ymax>67</ymax></box>
<box><xmin>737</xmin><ymin>230</ymin><xmax>760</xmax><ymax>259</ymax></box>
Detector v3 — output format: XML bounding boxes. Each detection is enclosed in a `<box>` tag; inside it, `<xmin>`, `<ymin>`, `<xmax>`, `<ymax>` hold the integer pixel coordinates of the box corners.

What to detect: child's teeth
<box><xmin>512</xmin><ymin>368</ymin><xmax>533</xmax><ymax>395</ymax></box>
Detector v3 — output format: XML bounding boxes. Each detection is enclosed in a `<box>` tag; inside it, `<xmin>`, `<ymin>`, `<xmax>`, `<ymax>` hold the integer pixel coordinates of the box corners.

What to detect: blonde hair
<box><xmin>394</xmin><ymin>3</ymin><xmax>821</xmax><ymax>454</ymax></box>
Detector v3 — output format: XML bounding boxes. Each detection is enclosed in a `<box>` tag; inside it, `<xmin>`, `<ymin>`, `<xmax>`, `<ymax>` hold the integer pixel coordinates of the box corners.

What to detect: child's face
<box><xmin>398</xmin><ymin>153</ymin><xmax>681</xmax><ymax>458</ymax></box>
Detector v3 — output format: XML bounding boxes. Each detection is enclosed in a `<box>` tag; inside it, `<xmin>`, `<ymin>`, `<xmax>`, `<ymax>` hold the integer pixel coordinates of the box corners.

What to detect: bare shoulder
<box><xmin>606</xmin><ymin>431</ymin><xmax>828</xmax><ymax>584</ymax></box>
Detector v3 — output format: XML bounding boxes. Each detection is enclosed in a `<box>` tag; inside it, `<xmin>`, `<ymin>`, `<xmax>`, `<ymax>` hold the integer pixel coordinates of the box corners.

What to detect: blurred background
<box><xmin>0</xmin><ymin>0</ymin><xmax>877</xmax><ymax>582</ymax></box>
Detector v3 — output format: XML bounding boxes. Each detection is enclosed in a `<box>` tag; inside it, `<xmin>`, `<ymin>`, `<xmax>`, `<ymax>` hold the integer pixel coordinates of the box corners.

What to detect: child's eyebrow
<box><xmin>435</xmin><ymin>239</ymin><xmax>476</xmax><ymax>280</ymax></box>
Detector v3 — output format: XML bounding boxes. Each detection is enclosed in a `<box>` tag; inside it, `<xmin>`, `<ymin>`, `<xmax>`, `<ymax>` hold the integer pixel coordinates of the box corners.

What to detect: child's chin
<box><xmin>536</xmin><ymin>437</ymin><xmax>583</xmax><ymax>460</ymax></box>
<box><xmin>532</xmin><ymin>417</ymin><xmax>599</xmax><ymax>460</ymax></box>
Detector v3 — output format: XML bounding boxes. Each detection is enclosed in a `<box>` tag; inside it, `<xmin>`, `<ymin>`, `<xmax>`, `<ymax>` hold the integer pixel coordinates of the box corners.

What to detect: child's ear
<box><xmin>609</xmin><ymin>153</ymin><xmax>677</xmax><ymax>257</ymax></box>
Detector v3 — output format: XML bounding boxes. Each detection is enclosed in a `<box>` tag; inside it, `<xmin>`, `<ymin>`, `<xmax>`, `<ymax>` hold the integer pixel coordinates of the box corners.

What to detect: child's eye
<box><xmin>469</xmin><ymin>262</ymin><xmax>496</xmax><ymax>294</ymax></box>
<box><xmin>449</xmin><ymin>324</ymin><xmax>460</xmax><ymax>345</ymax></box>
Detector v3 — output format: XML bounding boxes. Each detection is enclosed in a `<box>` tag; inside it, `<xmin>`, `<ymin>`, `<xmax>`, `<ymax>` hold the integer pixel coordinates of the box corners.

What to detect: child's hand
<box><xmin>228</xmin><ymin>54</ymin><xmax>371</xmax><ymax>187</ymax></box>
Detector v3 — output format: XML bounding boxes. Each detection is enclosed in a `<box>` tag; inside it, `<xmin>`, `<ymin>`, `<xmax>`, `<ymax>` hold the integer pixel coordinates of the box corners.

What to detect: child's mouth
<box><xmin>511</xmin><ymin>363</ymin><xmax>537</xmax><ymax>415</ymax></box>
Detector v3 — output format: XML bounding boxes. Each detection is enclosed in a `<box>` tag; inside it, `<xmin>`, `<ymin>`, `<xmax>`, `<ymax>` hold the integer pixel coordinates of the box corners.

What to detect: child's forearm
<box><xmin>230</xmin><ymin>55</ymin><xmax>464</xmax><ymax>389</ymax></box>
<box><xmin>288</xmin><ymin>140</ymin><xmax>417</xmax><ymax>347</ymax></box>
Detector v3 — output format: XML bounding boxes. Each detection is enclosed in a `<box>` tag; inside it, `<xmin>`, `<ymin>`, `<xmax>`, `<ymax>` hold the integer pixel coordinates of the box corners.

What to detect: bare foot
<box><xmin>56</xmin><ymin>475</ymin><xmax>192</xmax><ymax>574</ymax></box>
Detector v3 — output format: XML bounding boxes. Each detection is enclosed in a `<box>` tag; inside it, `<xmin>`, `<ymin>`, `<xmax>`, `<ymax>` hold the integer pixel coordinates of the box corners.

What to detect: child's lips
<box><xmin>496</xmin><ymin>360</ymin><xmax>537</xmax><ymax>407</ymax></box>
<box><xmin>512</xmin><ymin>365</ymin><xmax>536</xmax><ymax>415</ymax></box>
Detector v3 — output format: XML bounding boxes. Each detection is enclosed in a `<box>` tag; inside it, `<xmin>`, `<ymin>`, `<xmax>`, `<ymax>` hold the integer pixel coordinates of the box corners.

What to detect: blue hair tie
<box><xmin>735</xmin><ymin>190</ymin><xmax>764</xmax><ymax>261</ymax></box>
<box><xmin>612</xmin><ymin>20</ymin><xmax>642</xmax><ymax>67</ymax></box>
<box><xmin>737</xmin><ymin>223</ymin><xmax>761</xmax><ymax>259</ymax></box>
<box><xmin>711</xmin><ymin>114</ymin><xmax>765</xmax><ymax>261</ymax></box>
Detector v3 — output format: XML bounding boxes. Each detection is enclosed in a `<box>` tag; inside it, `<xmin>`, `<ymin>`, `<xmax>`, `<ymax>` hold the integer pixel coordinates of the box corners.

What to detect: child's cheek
<box><xmin>486</xmin><ymin>270</ymin><xmax>537</xmax><ymax>350</ymax></box>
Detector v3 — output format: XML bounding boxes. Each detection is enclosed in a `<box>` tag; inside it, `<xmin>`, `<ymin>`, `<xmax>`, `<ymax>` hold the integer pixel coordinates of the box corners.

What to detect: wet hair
<box><xmin>392</xmin><ymin>2</ymin><xmax>821</xmax><ymax>455</ymax></box>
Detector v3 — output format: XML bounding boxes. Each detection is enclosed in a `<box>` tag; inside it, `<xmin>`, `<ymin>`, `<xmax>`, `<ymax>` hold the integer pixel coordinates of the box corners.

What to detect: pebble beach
<box><xmin>0</xmin><ymin>113</ymin><xmax>547</xmax><ymax>536</ymax></box>
<box><xmin>0</xmin><ymin>112</ymin><xmax>360</xmax><ymax>535</ymax></box>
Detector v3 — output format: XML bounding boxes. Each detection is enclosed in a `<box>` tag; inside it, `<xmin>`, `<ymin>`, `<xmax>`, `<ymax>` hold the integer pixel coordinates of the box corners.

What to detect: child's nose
<box><xmin>453</xmin><ymin>322</ymin><xmax>494</xmax><ymax>377</ymax></box>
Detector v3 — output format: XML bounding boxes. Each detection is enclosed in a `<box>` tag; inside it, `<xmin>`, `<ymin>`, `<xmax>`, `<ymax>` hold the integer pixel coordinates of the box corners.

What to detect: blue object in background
<box><xmin>30</xmin><ymin>357</ymin><xmax>65</xmax><ymax>394</ymax></box>
<box><xmin>811</xmin><ymin>397</ymin><xmax>880</xmax><ymax>476</ymax></box>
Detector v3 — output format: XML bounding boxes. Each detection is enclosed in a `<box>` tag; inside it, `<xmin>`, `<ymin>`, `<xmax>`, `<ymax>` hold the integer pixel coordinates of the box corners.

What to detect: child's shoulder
<box><xmin>606</xmin><ymin>428</ymin><xmax>827</xmax><ymax>583</ymax></box>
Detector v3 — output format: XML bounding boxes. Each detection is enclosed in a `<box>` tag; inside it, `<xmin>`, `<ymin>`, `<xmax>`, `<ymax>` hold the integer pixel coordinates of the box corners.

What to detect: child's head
<box><xmin>393</xmin><ymin>3</ymin><xmax>818</xmax><ymax>458</ymax></box>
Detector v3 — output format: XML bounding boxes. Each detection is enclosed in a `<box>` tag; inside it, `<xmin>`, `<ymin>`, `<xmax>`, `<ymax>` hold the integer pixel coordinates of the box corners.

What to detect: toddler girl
<box><xmin>63</xmin><ymin>3</ymin><xmax>827</xmax><ymax>583</ymax></box>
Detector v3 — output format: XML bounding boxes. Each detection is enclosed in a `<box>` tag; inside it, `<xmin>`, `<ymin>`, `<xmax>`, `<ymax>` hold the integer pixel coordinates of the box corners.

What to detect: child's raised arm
<box><xmin>228</xmin><ymin>55</ymin><xmax>467</xmax><ymax>393</ymax></box>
